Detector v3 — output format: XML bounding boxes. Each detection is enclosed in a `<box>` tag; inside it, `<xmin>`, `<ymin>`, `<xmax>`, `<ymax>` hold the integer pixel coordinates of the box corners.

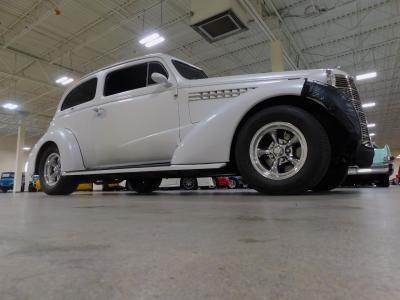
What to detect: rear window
<box><xmin>61</xmin><ymin>78</ymin><xmax>97</xmax><ymax>111</ymax></box>
<box><xmin>172</xmin><ymin>60</ymin><xmax>208</xmax><ymax>80</ymax></box>
<box><xmin>104</xmin><ymin>63</ymin><xmax>147</xmax><ymax>96</ymax></box>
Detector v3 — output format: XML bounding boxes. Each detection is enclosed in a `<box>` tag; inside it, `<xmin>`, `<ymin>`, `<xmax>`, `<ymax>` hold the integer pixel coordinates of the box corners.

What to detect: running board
<box><xmin>63</xmin><ymin>163</ymin><xmax>227</xmax><ymax>176</ymax></box>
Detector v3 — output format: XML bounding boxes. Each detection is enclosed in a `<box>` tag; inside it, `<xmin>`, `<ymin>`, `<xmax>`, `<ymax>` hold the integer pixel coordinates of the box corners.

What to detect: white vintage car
<box><xmin>27</xmin><ymin>53</ymin><xmax>374</xmax><ymax>195</ymax></box>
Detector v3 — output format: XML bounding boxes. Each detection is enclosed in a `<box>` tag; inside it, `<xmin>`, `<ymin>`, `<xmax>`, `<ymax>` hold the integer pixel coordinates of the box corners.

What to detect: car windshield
<box><xmin>172</xmin><ymin>60</ymin><xmax>208</xmax><ymax>80</ymax></box>
<box><xmin>1</xmin><ymin>173</ymin><xmax>14</xmax><ymax>178</ymax></box>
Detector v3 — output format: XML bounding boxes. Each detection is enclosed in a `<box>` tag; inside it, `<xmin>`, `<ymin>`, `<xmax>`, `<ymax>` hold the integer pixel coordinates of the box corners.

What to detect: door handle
<box><xmin>93</xmin><ymin>107</ymin><xmax>105</xmax><ymax>116</ymax></box>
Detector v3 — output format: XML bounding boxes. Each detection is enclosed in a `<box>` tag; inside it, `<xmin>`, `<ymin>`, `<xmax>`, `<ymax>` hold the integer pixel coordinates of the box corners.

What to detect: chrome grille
<box><xmin>335</xmin><ymin>74</ymin><xmax>371</xmax><ymax>146</ymax></box>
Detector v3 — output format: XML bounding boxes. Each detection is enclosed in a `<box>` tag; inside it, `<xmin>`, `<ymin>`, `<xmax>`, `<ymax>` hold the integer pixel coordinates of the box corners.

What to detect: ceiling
<box><xmin>0</xmin><ymin>0</ymin><xmax>399</xmax><ymax>150</ymax></box>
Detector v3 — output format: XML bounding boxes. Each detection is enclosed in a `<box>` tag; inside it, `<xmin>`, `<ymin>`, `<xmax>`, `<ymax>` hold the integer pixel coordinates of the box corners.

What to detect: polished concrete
<box><xmin>0</xmin><ymin>187</ymin><xmax>399</xmax><ymax>300</ymax></box>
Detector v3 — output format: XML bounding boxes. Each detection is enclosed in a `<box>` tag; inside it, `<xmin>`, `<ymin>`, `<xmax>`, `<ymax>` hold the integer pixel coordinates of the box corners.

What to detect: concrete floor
<box><xmin>0</xmin><ymin>187</ymin><xmax>399</xmax><ymax>300</ymax></box>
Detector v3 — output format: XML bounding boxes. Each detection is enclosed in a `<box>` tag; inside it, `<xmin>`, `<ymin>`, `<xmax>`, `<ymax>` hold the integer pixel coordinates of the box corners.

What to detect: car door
<box><xmin>86</xmin><ymin>60</ymin><xmax>180</xmax><ymax>169</ymax></box>
<box><xmin>55</xmin><ymin>77</ymin><xmax>99</xmax><ymax>168</ymax></box>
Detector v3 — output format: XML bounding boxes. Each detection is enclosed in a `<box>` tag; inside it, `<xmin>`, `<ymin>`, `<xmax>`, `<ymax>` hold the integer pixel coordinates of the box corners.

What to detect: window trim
<box><xmin>102</xmin><ymin>60</ymin><xmax>170</xmax><ymax>97</ymax></box>
<box><xmin>60</xmin><ymin>77</ymin><xmax>98</xmax><ymax>111</ymax></box>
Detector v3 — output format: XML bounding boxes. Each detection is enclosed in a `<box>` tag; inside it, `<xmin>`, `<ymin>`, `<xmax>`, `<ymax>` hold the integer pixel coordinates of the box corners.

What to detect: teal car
<box><xmin>346</xmin><ymin>145</ymin><xmax>394</xmax><ymax>187</ymax></box>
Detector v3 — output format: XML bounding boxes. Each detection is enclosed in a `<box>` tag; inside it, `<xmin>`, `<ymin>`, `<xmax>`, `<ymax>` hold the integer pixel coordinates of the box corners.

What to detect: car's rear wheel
<box><xmin>180</xmin><ymin>177</ymin><xmax>198</xmax><ymax>190</ymax></box>
<box><xmin>312</xmin><ymin>163</ymin><xmax>348</xmax><ymax>192</ymax></box>
<box><xmin>38</xmin><ymin>145</ymin><xmax>78</xmax><ymax>195</ymax></box>
<box><xmin>235</xmin><ymin>106</ymin><xmax>331</xmax><ymax>194</ymax></box>
<box><xmin>1</xmin><ymin>188</ymin><xmax>7</xmax><ymax>193</ymax></box>
<box><xmin>126</xmin><ymin>178</ymin><xmax>162</xmax><ymax>194</ymax></box>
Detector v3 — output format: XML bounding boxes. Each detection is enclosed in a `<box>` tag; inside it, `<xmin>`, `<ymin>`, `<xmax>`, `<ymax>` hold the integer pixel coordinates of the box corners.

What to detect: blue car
<box><xmin>0</xmin><ymin>172</ymin><xmax>25</xmax><ymax>193</ymax></box>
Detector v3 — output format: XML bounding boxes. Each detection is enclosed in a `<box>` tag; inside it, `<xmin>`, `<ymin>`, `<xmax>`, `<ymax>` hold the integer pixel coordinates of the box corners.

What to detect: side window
<box><xmin>61</xmin><ymin>78</ymin><xmax>97</xmax><ymax>111</ymax></box>
<box><xmin>147</xmin><ymin>62</ymin><xmax>169</xmax><ymax>85</ymax></box>
<box><xmin>104</xmin><ymin>63</ymin><xmax>147</xmax><ymax>96</ymax></box>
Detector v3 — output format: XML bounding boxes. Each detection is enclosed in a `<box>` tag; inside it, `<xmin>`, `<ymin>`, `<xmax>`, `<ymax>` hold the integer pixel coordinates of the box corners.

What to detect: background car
<box><xmin>0</xmin><ymin>172</ymin><xmax>25</xmax><ymax>193</ymax></box>
<box><xmin>344</xmin><ymin>145</ymin><xmax>394</xmax><ymax>187</ymax></box>
<box><xmin>227</xmin><ymin>176</ymin><xmax>246</xmax><ymax>189</ymax></box>
<box><xmin>159</xmin><ymin>177</ymin><xmax>216</xmax><ymax>190</ymax></box>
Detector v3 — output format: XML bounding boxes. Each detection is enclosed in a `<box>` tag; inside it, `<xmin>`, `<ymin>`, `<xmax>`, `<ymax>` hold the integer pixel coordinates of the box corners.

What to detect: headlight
<box><xmin>326</xmin><ymin>69</ymin><xmax>336</xmax><ymax>86</ymax></box>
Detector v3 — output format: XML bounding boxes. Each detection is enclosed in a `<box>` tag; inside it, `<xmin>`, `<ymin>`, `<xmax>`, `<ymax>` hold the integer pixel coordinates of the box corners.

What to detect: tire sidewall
<box><xmin>235</xmin><ymin>106</ymin><xmax>331</xmax><ymax>194</ymax></box>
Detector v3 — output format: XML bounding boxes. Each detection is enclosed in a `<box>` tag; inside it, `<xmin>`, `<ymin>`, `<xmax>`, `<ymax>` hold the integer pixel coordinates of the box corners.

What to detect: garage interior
<box><xmin>0</xmin><ymin>0</ymin><xmax>400</xmax><ymax>299</ymax></box>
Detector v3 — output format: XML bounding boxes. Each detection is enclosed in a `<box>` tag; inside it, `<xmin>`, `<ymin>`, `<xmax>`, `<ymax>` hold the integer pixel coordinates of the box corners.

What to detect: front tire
<box><xmin>235</xmin><ymin>106</ymin><xmax>331</xmax><ymax>194</ymax></box>
<box><xmin>126</xmin><ymin>178</ymin><xmax>162</xmax><ymax>194</ymax></box>
<box><xmin>38</xmin><ymin>145</ymin><xmax>78</xmax><ymax>195</ymax></box>
<box><xmin>312</xmin><ymin>163</ymin><xmax>348</xmax><ymax>192</ymax></box>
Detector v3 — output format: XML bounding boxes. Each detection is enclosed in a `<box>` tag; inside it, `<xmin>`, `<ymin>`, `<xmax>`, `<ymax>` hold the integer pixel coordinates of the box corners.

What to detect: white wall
<box><xmin>0</xmin><ymin>135</ymin><xmax>38</xmax><ymax>174</ymax></box>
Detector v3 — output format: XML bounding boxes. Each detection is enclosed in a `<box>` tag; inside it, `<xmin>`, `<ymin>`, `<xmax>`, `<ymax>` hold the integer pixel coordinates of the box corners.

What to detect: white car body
<box><xmin>27</xmin><ymin>53</ymin><xmax>371</xmax><ymax>194</ymax></box>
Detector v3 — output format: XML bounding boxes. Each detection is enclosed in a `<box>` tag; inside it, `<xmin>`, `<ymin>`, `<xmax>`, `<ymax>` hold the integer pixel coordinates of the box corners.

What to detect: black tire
<box><xmin>377</xmin><ymin>175</ymin><xmax>390</xmax><ymax>187</ymax></box>
<box><xmin>38</xmin><ymin>145</ymin><xmax>78</xmax><ymax>195</ymax></box>
<box><xmin>180</xmin><ymin>177</ymin><xmax>198</xmax><ymax>190</ymax></box>
<box><xmin>1</xmin><ymin>188</ymin><xmax>8</xmax><ymax>193</ymax></box>
<box><xmin>228</xmin><ymin>178</ymin><xmax>238</xmax><ymax>189</ymax></box>
<box><xmin>235</xmin><ymin>105</ymin><xmax>331</xmax><ymax>194</ymax></box>
<box><xmin>126</xmin><ymin>178</ymin><xmax>162</xmax><ymax>194</ymax></box>
<box><xmin>312</xmin><ymin>163</ymin><xmax>348</xmax><ymax>192</ymax></box>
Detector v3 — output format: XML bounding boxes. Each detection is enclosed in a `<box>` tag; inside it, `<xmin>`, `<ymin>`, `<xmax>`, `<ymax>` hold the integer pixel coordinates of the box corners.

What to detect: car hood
<box><xmin>182</xmin><ymin>69</ymin><xmax>349</xmax><ymax>88</ymax></box>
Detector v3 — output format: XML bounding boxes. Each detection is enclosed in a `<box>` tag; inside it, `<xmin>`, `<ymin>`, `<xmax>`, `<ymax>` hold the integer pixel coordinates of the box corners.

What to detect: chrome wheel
<box><xmin>249</xmin><ymin>122</ymin><xmax>308</xmax><ymax>180</ymax></box>
<box><xmin>44</xmin><ymin>153</ymin><xmax>61</xmax><ymax>186</ymax></box>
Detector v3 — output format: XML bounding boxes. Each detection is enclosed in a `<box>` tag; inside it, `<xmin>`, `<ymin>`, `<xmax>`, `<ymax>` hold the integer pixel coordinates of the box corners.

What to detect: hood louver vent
<box><xmin>191</xmin><ymin>10</ymin><xmax>247</xmax><ymax>43</ymax></box>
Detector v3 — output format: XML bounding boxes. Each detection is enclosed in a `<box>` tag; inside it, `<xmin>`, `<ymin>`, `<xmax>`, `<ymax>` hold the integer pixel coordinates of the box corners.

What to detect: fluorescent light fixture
<box><xmin>56</xmin><ymin>76</ymin><xmax>74</xmax><ymax>85</ymax></box>
<box><xmin>397</xmin><ymin>155</ymin><xmax>400</xmax><ymax>159</ymax></box>
<box><xmin>367</xmin><ymin>123</ymin><xmax>376</xmax><ymax>128</ymax></box>
<box><xmin>362</xmin><ymin>102</ymin><xmax>376</xmax><ymax>108</ymax></box>
<box><xmin>23</xmin><ymin>147</ymin><xmax>31</xmax><ymax>151</ymax></box>
<box><xmin>139</xmin><ymin>33</ymin><xmax>160</xmax><ymax>44</ymax></box>
<box><xmin>358</xmin><ymin>168</ymin><xmax>372</xmax><ymax>173</ymax></box>
<box><xmin>145</xmin><ymin>36</ymin><xmax>165</xmax><ymax>48</ymax></box>
<box><xmin>2</xmin><ymin>103</ymin><xmax>18</xmax><ymax>110</ymax></box>
<box><xmin>56</xmin><ymin>76</ymin><xmax>68</xmax><ymax>83</ymax></box>
<box><xmin>139</xmin><ymin>33</ymin><xmax>165</xmax><ymax>47</ymax></box>
<box><xmin>369</xmin><ymin>133</ymin><xmax>375</xmax><ymax>137</ymax></box>
<box><xmin>356</xmin><ymin>72</ymin><xmax>377</xmax><ymax>81</ymax></box>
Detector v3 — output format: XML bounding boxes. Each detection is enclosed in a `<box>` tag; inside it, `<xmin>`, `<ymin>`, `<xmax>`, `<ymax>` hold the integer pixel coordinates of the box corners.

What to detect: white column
<box><xmin>13</xmin><ymin>123</ymin><xmax>25</xmax><ymax>193</ymax></box>
<box><xmin>271</xmin><ymin>40</ymin><xmax>284</xmax><ymax>72</ymax></box>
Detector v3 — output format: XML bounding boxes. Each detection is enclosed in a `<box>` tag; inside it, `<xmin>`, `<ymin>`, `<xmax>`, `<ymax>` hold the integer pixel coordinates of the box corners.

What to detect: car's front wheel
<box><xmin>235</xmin><ymin>106</ymin><xmax>331</xmax><ymax>194</ymax></box>
<box><xmin>38</xmin><ymin>145</ymin><xmax>78</xmax><ymax>195</ymax></box>
<box><xmin>126</xmin><ymin>178</ymin><xmax>162</xmax><ymax>194</ymax></box>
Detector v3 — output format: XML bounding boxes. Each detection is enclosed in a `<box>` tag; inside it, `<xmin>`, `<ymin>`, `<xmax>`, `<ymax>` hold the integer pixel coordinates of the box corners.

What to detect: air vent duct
<box><xmin>190</xmin><ymin>0</ymin><xmax>249</xmax><ymax>42</ymax></box>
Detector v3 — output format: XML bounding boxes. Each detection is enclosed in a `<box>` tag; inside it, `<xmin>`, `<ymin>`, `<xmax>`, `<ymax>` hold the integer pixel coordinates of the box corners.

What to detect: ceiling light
<box><xmin>56</xmin><ymin>76</ymin><xmax>74</xmax><ymax>85</ymax></box>
<box><xmin>356</xmin><ymin>72</ymin><xmax>377</xmax><ymax>81</ymax></box>
<box><xmin>23</xmin><ymin>147</ymin><xmax>31</xmax><ymax>151</ymax></box>
<box><xmin>139</xmin><ymin>33</ymin><xmax>165</xmax><ymax>47</ymax></box>
<box><xmin>2</xmin><ymin>103</ymin><xmax>18</xmax><ymax>110</ymax></box>
<box><xmin>362</xmin><ymin>102</ymin><xmax>376</xmax><ymax>108</ymax></box>
<box><xmin>369</xmin><ymin>133</ymin><xmax>375</xmax><ymax>137</ymax></box>
<box><xmin>367</xmin><ymin>123</ymin><xmax>376</xmax><ymax>128</ymax></box>
<box><xmin>397</xmin><ymin>155</ymin><xmax>400</xmax><ymax>159</ymax></box>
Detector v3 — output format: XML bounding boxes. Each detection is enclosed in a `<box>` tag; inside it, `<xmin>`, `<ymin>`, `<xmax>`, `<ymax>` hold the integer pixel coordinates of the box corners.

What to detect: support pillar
<box><xmin>13</xmin><ymin>123</ymin><xmax>25</xmax><ymax>193</ymax></box>
<box><xmin>271</xmin><ymin>40</ymin><xmax>284</xmax><ymax>72</ymax></box>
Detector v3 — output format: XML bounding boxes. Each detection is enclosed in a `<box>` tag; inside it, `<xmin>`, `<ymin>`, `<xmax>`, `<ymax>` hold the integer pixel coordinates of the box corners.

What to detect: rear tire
<box><xmin>312</xmin><ymin>163</ymin><xmax>348</xmax><ymax>192</ymax></box>
<box><xmin>180</xmin><ymin>177</ymin><xmax>198</xmax><ymax>190</ymax></box>
<box><xmin>1</xmin><ymin>188</ymin><xmax>7</xmax><ymax>193</ymax></box>
<box><xmin>126</xmin><ymin>178</ymin><xmax>162</xmax><ymax>194</ymax></box>
<box><xmin>38</xmin><ymin>145</ymin><xmax>78</xmax><ymax>195</ymax></box>
<box><xmin>235</xmin><ymin>106</ymin><xmax>331</xmax><ymax>194</ymax></box>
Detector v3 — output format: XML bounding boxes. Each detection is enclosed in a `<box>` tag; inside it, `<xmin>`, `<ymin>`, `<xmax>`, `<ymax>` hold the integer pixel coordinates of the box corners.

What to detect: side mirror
<box><xmin>151</xmin><ymin>72</ymin><xmax>172</xmax><ymax>87</ymax></box>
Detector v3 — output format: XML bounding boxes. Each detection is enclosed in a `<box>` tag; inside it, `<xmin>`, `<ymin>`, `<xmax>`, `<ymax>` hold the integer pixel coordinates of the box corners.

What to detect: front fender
<box><xmin>171</xmin><ymin>79</ymin><xmax>305</xmax><ymax>165</ymax></box>
<box><xmin>27</xmin><ymin>127</ymin><xmax>85</xmax><ymax>176</ymax></box>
